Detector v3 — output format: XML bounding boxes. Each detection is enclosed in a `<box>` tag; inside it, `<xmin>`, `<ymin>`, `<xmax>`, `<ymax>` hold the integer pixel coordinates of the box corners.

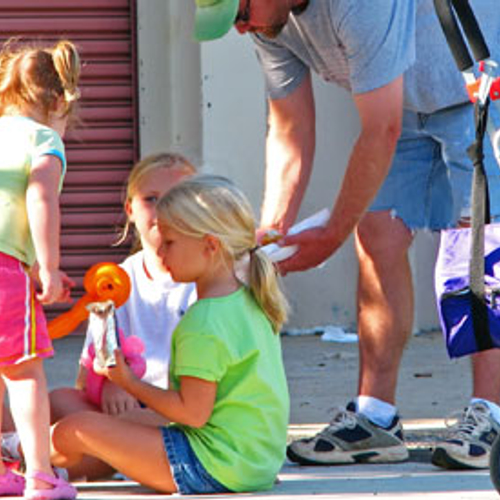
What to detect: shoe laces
<box><xmin>445</xmin><ymin>404</ymin><xmax>492</xmax><ymax>440</ymax></box>
<box><xmin>322</xmin><ymin>406</ymin><xmax>358</xmax><ymax>434</ymax></box>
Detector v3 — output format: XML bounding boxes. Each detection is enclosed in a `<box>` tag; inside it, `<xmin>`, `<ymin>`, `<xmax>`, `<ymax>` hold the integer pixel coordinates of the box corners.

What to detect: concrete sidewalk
<box><xmin>66</xmin><ymin>464</ymin><xmax>495</xmax><ymax>499</ymax></box>
<box><xmin>36</xmin><ymin>332</ymin><xmax>500</xmax><ymax>499</ymax></box>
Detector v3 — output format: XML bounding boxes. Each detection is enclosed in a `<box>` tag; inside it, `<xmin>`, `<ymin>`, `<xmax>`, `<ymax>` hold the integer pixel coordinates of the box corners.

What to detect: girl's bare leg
<box><xmin>53</xmin><ymin>397</ymin><xmax>168</xmax><ymax>480</ymax></box>
<box><xmin>65</xmin><ymin>455</ymin><xmax>115</xmax><ymax>482</ymax></box>
<box><xmin>3</xmin><ymin>359</ymin><xmax>53</xmax><ymax>489</ymax></box>
<box><xmin>57</xmin><ymin>408</ymin><xmax>167</xmax><ymax>481</ymax></box>
<box><xmin>0</xmin><ymin>378</ymin><xmax>6</xmax><ymax>475</ymax></box>
<box><xmin>50</xmin><ymin>389</ymin><xmax>168</xmax><ymax>481</ymax></box>
<box><xmin>118</xmin><ymin>407</ymin><xmax>169</xmax><ymax>427</ymax></box>
<box><xmin>49</xmin><ymin>387</ymin><xmax>97</xmax><ymax>424</ymax></box>
<box><xmin>51</xmin><ymin>391</ymin><xmax>115</xmax><ymax>482</ymax></box>
<box><xmin>1</xmin><ymin>393</ymin><xmax>15</xmax><ymax>433</ymax></box>
<box><xmin>51</xmin><ymin>411</ymin><xmax>175</xmax><ymax>493</ymax></box>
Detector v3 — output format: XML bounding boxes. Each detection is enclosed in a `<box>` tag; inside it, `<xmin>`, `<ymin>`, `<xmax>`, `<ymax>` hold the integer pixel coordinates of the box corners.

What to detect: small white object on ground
<box><xmin>320</xmin><ymin>325</ymin><xmax>358</xmax><ymax>343</ymax></box>
<box><xmin>282</xmin><ymin>325</ymin><xmax>358</xmax><ymax>343</ymax></box>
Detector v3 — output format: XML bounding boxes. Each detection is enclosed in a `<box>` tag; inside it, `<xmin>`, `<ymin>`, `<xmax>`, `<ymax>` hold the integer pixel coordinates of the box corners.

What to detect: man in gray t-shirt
<box><xmin>194</xmin><ymin>0</ymin><xmax>500</xmax><ymax>470</ymax></box>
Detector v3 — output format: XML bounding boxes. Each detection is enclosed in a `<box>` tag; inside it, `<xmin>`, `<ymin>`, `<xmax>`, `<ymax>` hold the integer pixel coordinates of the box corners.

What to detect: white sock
<box><xmin>356</xmin><ymin>396</ymin><xmax>397</xmax><ymax>428</ymax></box>
<box><xmin>471</xmin><ymin>398</ymin><xmax>500</xmax><ymax>424</ymax></box>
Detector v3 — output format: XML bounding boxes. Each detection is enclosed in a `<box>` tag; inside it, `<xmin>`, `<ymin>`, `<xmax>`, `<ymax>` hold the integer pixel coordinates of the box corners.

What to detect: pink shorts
<box><xmin>0</xmin><ymin>253</ymin><xmax>54</xmax><ymax>366</ymax></box>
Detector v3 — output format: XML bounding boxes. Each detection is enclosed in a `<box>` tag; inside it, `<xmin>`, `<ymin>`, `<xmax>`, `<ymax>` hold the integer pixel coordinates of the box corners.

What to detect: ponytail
<box><xmin>157</xmin><ymin>174</ymin><xmax>289</xmax><ymax>334</ymax></box>
<box><xmin>52</xmin><ymin>40</ymin><xmax>81</xmax><ymax>107</ymax></box>
<box><xmin>0</xmin><ymin>38</ymin><xmax>81</xmax><ymax>121</ymax></box>
<box><xmin>247</xmin><ymin>249</ymin><xmax>289</xmax><ymax>333</ymax></box>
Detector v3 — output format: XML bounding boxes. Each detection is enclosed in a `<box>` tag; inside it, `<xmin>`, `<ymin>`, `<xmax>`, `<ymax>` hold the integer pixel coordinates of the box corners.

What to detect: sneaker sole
<box><xmin>431</xmin><ymin>447</ymin><xmax>489</xmax><ymax>470</ymax></box>
<box><xmin>287</xmin><ymin>445</ymin><xmax>409</xmax><ymax>466</ymax></box>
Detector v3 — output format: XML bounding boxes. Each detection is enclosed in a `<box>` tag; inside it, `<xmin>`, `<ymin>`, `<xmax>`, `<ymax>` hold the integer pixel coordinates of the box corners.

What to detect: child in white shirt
<box><xmin>46</xmin><ymin>153</ymin><xmax>197</xmax><ymax>478</ymax></box>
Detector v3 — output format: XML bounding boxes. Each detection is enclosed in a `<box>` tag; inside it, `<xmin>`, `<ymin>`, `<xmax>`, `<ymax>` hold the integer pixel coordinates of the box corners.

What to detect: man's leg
<box><xmin>472</xmin><ymin>350</ymin><xmax>500</xmax><ymax>405</ymax></box>
<box><xmin>286</xmin><ymin>210</ymin><xmax>412</xmax><ymax>466</ymax></box>
<box><xmin>429</xmin><ymin>103</ymin><xmax>500</xmax><ymax>470</ymax></box>
<box><xmin>356</xmin><ymin>210</ymin><xmax>414</xmax><ymax>406</ymax></box>
<box><xmin>432</xmin><ymin>349</ymin><xmax>500</xmax><ymax>469</ymax></box>
<box><xmin>286</xmin><ymin>110</ymin><xmax>437</xmax><ymax>466</ymax></box>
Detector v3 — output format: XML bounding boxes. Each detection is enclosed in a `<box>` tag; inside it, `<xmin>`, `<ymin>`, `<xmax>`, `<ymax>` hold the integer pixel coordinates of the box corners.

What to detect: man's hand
<box><xmin>100</xmin><ymin>380</ymin><xmax>141</xmax><ymax>416</ymax></box>
<box><xmin>276</xmin><ymin>226</ymin><xmax>339</xmax><ymax>275</ymax></box>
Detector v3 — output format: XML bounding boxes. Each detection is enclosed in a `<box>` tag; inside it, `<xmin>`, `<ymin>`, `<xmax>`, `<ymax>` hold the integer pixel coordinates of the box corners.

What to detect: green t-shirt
<box><xmin>169</xmin><ymin>287</ymin><xmax>290</xmax><ymax>492</ymax></box>
<box><xmin>0</xmin><ymin>116</ymin><xmax>66</xmax><ymax>266</ymax></box>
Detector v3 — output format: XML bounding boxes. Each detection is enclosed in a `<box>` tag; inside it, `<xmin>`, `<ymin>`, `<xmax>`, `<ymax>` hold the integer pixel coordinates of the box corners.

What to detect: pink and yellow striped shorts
<box><xmin>0</xmin><ymin>252</ymin><xmax>54</xmax><ymax>366</ymax></box>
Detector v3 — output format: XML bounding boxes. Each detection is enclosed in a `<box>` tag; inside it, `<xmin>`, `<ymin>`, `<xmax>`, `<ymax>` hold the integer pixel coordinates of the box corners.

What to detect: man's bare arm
<box><xmin>278</xmin><ymin>75</ymin><xmax>404</xmax><ymax>273</ymax></box>
<box><xmin>260</xmin><ymin>73</ymin><xmax>316</xmax><ymax>234</ymax></box>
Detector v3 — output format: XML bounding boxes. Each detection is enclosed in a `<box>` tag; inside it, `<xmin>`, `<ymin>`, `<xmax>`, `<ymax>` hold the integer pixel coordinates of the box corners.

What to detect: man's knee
<box><xmin>356</xmin><ymin>211</ymin><xmax>413</xmax><ymax>262</ymax></box>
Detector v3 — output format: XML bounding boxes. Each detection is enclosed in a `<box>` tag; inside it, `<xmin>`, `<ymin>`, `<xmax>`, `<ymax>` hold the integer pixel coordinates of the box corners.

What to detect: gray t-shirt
<box><xmin>252</xmin><ymin>0</ymin><xmax>416</xmax><ymax>98</ymax></box>
<box><xmin>252</xmin><ymin>0</ymin><xmax>499</xmax><ymax>114</ymax></box>
<box><xmin>405</xmin><ymin>0</ymin><xmax>500</xmax><ymax>113</ymax></box>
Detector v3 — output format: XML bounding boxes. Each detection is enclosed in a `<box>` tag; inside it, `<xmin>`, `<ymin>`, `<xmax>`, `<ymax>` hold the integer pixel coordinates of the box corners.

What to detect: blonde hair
<box><xmin>0</xmin><ymin>39</ymin><xmax>81</xmax><ymax>123</ymax></box>
<box><xmin>117</xmin><ymin>152</ymin><xmax>196</xmax><ymax>251</ymax></box>
<box><xmin>156</xmin><ymin>174</ymin><xmax>289</xmax><ymax>333</ymax></box>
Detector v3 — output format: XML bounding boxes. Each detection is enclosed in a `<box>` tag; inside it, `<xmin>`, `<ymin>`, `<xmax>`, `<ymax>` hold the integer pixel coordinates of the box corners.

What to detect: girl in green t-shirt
<box><xmin>51</xmin><ymin>174</ymin><xmax>290</xmax><ymax>494</ymax></box>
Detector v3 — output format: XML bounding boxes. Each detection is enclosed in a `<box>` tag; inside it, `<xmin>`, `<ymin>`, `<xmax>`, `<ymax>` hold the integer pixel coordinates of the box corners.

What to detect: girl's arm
<box><xmin>27</xmin><ymin>155</ymin><xmax>71</xmax><ymax>303</ymax></box>
<box><xmin>102</xmin><ymin>351</ymin><xmax>217</xmax><ymax>428</ymax></box>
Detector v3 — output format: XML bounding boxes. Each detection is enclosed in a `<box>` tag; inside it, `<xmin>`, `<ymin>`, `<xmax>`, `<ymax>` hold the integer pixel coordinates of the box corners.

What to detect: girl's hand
<box><xmin>60</xmin><ymin>272</ymin><xmax>75</xmax><ymax>302</ymax></box>
<box><xmin>36</xmin><ymin>268</ymin><xmax>73</xmax><ymax>304</ymax></box>
<box><xmin>96</xmin><ymin>350</ymin><xmax>139</xmax><ymax>390</ymax></box>
<box><xmin>100</xmin><ymin>380</ymin><xmax>141</xmax><ymax>416</ymax></box>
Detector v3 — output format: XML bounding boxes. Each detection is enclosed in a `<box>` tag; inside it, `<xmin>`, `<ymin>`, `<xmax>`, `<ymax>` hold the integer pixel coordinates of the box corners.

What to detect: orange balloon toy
<box><xmin>48</xmin><ymin>262</ymin><xmax>131</xmax><ymax>339</ymax></box>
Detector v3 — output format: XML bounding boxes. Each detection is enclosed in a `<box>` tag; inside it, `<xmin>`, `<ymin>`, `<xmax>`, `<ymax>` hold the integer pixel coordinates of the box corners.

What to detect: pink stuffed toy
<box><xmin>81</xmin><ymin>328</ymin><xmax>146</xmax><ymax>407</ymax></box>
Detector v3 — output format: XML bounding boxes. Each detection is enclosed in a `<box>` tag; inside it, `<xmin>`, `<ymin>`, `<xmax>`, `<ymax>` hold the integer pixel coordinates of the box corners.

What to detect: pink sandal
<box><xmin>23</xmin><ymin>471</ymin><xmax>76</xmax><ymax>500</ymax></box>
<box><xmin>0</xmin><ymin>467</ymin><xmax>25</xmax><ymax>496</ymax></box>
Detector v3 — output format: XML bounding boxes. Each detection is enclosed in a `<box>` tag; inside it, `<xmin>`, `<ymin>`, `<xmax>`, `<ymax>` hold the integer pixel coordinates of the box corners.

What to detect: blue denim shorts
<box><xmin>369</xmin><ymin>103</ymin><xmax>500</xmax><ymax>230</ymax></box>
<box><xmin>161</xmin><ymin>426</ymin><xmax>231</xmax><ymax>495</ymax></box>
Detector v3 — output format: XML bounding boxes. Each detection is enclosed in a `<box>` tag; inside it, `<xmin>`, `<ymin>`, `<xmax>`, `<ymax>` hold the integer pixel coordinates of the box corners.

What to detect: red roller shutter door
<box><xmin>0</xmin><ymin>1</ymin><xmax>139</xmax><ymax>319</ymax></box>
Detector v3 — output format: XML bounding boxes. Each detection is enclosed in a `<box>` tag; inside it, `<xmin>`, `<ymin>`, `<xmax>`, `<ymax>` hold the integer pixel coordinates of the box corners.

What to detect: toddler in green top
<box><xmin>51</xmin><ymin>174</ymin><xmax>290</xmax><ymax>494</ymax></box>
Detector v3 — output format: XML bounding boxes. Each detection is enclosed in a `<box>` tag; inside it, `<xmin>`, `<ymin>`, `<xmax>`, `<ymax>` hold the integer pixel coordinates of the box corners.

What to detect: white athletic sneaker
<box><xmin>432</xmin><ymin>402</ymin><xmax>500</xmax><ymax>469</ymax></box>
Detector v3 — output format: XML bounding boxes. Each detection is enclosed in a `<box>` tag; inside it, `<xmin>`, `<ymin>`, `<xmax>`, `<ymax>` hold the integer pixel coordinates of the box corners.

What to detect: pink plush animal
<box><xmin>80</xmin><ymin>328</ymin><xmax>146</xmax><ymax>406</ymax></box>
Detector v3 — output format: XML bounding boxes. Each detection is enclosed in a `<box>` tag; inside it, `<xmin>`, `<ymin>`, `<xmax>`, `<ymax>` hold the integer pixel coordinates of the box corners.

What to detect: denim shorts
<box><xmin>369</xmin><ymin>103</ymin><xmax>500</xmax><ymax>230</ymax></box>
<box><xmin>161</xmin><ymin>426</ymin><xmax>231</xmax><ymax>495</ymax></box>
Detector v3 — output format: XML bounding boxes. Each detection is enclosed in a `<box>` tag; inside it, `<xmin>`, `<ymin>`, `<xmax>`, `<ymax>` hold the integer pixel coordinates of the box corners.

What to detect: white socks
<box><xmin>356</xmin><ymin>396</ymin><xmax>397</xmax><ymax>428</ymax></box>
<box><xmin>354</xmin><ymin>396</ymin><xmax>500</xmax><ymax>428</ymax></box>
